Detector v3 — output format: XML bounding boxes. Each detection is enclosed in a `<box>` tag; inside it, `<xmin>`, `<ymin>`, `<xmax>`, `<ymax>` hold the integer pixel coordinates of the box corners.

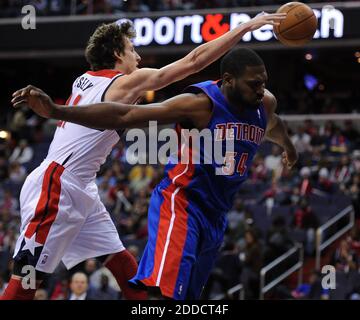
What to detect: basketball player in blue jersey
<box><xmin>12</xmin><ymin>48</ymin><xmax>298</xmax><ymax>300</ymax></box>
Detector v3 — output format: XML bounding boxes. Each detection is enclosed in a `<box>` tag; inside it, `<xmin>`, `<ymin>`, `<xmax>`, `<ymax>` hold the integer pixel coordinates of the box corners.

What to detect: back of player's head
<box><xmin>220</xmin><ymin>48</ymin><xmax>264</xmax><ymax>78</ymax></box>
<box><xmin>85</xmin><ymin>21</ymin><xmax>136</xmax><ymax>71</ymax></box>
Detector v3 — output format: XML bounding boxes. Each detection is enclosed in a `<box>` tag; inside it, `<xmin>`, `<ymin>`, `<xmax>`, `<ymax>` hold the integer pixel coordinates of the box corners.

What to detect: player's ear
<box><xmin>114</xmin><ymin>50</ymin><xmax>123</xmax><ymax>62</ymax></box>
<box><xmin>222</xmin><ymin>72</ymin><xmax>234</xmax><ymax>87</ymax></box>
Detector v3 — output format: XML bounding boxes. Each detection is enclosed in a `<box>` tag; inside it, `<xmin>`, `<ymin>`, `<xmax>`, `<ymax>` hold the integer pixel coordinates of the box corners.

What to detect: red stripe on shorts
<box><xmin>142</xmin><ymin>137</ymin><xmax>195</xmax><ymax>297</ymax></box>
<box><xmin>25</xmin><ymin>162</ymin><xmax>64</xmax><ymax>245</ymax></box>
<box><xmin>158</xmin><ymin>187</ymin><xmax>189</xmax><ymax>298</ymax></box>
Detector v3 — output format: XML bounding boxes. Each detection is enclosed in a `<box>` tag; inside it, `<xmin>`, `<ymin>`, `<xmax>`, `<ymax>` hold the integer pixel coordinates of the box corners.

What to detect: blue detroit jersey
<box><xmin>163</xmin><ymin>80</ymin><xmax>267</xmax><ymax>220</ymax></box>
<box><xmin>130</xmin><ymin>81</ymin><xmax>268</xmax><ymax>298</ymax></box>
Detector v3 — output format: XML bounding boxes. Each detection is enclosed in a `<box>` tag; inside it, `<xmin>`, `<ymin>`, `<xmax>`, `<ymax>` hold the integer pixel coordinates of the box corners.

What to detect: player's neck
<box><xmin>113</xmin><ymin>61</ymin><xmax>135</xmax><ymax>75</ymax></box>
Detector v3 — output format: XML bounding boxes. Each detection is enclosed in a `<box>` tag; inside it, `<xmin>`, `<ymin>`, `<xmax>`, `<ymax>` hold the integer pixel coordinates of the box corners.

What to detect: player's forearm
<box><xmin>53</xmin><ymin>102</ymin><xmax>133</xmax><ymax>130</ymax></box>
<box><xmin>188</xmin><ymin>22</ymin><xmax>252</xmax><ymax>71</ymax></box>
<box><xmin>265</xmin><ymin>115</ymin><xmax>295</xmax><ymax>152</ymax></box>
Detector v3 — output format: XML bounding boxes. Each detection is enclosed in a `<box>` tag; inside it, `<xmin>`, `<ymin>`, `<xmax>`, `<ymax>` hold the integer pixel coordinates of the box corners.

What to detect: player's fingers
<box><xmin>29</xmin><ymin>89</ymin><xmax>43</xmax><ymax>97</ymax></box>
<box><xmin>11</xmin><ymin>95</ymin><xmax>27</xmax><ymax>104</ymax></box>
<box><xmin>12</xmin><ymin>88</ymin><xmax>28</xmax><ymax>97</ymax></box>
<box><xmin>267</xmin><ymin>14</ymin><xmax>287</xmax><ymax>21</ymax></box>
<box><xmin>12</xmin><ymin>99</ymin><xmax>28</xmax><ymax>108</ymax></box>
<box><xmin>21</xmin><ymin>85</ymin><xmax>39</xmax><ymax>97</ymax></box>
<box><xmin>269</xmin><ymin>13</ymin><xmax>287</xmax><ymax>18</ymax></box>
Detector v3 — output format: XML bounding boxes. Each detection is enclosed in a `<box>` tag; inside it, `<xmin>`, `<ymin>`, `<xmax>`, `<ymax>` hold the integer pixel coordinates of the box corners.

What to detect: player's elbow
<box><xmin>187</xmin><ymin>50</ymin><xmax>202</xmax><ymax>73</ymax></box>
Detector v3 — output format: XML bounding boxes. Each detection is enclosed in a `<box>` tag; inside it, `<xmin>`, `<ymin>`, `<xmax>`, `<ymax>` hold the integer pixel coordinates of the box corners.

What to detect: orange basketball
<box><xmin>273</xmin><ymin>2</ymin><xmax>318</xmax><ymax>47</ymax></box>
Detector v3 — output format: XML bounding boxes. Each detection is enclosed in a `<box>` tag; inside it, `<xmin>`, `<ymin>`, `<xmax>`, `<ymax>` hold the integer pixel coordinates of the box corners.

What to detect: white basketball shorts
<box><xmin>13</xmin><ymin>160</ymin><xmax>124</xmax><ymax>273</ymax></box>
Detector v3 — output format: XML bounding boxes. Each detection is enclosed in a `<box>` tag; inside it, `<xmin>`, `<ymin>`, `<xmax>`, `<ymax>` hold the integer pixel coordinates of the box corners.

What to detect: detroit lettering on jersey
<box><xmin>215</xmin><ymin>122</ymin><xmax>265</xmax><ymax>145</ymax></box>
<box><xmin>74</xmin><ymin>76</ymin><xmax>94</xmax><ymax>91</ymax></box>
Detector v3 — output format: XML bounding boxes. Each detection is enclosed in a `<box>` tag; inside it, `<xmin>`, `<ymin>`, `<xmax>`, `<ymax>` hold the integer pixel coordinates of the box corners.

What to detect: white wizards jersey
<box><xmin>45</xmin><ymin>69</ymin><xmax>123</xmax><ymax>184</ymax></box>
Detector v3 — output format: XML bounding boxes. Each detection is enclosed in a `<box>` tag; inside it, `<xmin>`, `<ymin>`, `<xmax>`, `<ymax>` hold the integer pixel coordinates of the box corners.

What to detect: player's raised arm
<box><xmin>12</xmin><ymin>85</ymin><xmax>210</xmax><ymax>130</ymax></box>
<box><xmin>108</xmin><ymin>12</ymin><xmax>286</xmax><ymax>101</ymax></box>
<box><xmin>263</xmin><ymin>89</ymin><xmax>298</xmax><ymax>169</ymax></box>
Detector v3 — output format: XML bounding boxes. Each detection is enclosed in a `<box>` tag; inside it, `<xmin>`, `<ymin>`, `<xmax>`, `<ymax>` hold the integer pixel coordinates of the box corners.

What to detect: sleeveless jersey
<box><xmin>164</xmin><ymin>80</ymin><xmax>268</xmax><ymax>219</ymax></box>
<box><xmin>45</xmin><ymin>69</ymin><xmax>123</xmax><ymax>184</ymax></box>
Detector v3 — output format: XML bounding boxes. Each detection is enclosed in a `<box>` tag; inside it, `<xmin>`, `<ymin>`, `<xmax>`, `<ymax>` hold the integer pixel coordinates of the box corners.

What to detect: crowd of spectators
<box><xmin>0</xmin><ymin>0</ymin><xmax>346</xmax><ymax>17</ymax></box>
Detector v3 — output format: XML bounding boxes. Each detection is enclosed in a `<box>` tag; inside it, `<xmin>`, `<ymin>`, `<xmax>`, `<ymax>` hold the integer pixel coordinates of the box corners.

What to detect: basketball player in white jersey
<box><xmin>1</xmin><ymin>13</ymin><xmax>286</xmax><ymax>300</ymax></box>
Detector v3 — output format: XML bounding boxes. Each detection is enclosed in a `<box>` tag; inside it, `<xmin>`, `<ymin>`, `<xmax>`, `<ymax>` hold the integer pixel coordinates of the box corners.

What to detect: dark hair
<box><xmin>220</xmin><ymin>48</ymin><xmax>264</xmax><ymax>77</ymax></box>
<box><xmin>85</xmin><ymin>21</ymin><xmax>136</xmax><ymax>71</ymax></box>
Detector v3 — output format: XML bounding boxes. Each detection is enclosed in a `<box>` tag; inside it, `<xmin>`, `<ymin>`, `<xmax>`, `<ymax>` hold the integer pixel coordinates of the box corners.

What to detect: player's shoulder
<box><xmin>262</xmin><ymin>89</ymin><xmax>277</xmax><ymax>115</ymax></box>
<box><xmin>178</xmin><ymin>92</ymin><xmax>212</xmax><ymax>109</ymax></box>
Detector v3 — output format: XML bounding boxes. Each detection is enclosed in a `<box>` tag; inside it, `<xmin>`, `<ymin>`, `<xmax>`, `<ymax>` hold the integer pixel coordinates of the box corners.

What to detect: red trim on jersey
<box><xmin>86</xmin><ymin>69</ymin><xmax>122</xmax><ymax>78</ymax></box>
<box><xmin>73</xmin><ymin>94</ymin><xmax>82</xmax><ymax>106</ymax></box>
<box><xmin>167</xmin><ymin>124</ymin><xmax>196</xmax><ymax>187</ymax></box>
<box><xmin>24</xmin><ymin>162</ymin><xmax>65</xmax><ymax>245</ymax></box>
<box><xmin>65</xmin><ymin>94</ymin><xmax>72</xmax><ymax>105</ymax></box>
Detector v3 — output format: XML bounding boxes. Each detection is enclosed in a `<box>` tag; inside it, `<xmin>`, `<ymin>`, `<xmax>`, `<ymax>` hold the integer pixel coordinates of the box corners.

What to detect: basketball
<box><xmin>273</xmin><ymin>2</ymin><xmax>318</xmax><ymax>47</ymax></box>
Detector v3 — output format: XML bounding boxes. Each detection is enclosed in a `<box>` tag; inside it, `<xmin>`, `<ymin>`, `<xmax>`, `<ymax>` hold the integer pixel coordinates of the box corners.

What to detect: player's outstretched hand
<box><xmin>12</xmin><ymin>85</ymin><xmax>56</xmax><ymax>119</ymax></box>
<box><xmin>246</xmin><ymin>11</ymin><xmax>287</xmax><ymax>31</ymax></box>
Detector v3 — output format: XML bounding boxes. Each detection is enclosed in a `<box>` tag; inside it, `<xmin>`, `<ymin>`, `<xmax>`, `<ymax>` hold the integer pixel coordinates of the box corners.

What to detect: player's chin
<box><xmin>248</xmin><ymin>100</ymin><xmax>262</xmax><ymax>109</ymax></box>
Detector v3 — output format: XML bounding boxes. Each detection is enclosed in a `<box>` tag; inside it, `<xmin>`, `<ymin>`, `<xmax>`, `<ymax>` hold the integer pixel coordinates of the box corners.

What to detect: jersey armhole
<box><xmin>94</xmin><ymin>74</ymin><xmax>124</xmax><ymax>132</ymax></box>
<box><xmin>101</xmin><ymin>73</ymin><xmax>124</xmax><ymax>102</ymax></box>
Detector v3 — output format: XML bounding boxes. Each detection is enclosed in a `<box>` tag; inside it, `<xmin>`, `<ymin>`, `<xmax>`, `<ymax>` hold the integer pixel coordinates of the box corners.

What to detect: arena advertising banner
<box><xmin>0</xmin><ymin>3</ymin><xmax>359</xmax><ymax>57</ymax></box>
<box><xmin>120</xmin><ymin>5</ymin><xmax>347</xmax><ymax>47</ymax></box>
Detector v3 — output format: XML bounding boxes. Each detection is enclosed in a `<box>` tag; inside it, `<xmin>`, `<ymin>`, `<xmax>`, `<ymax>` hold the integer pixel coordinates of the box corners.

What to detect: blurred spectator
<box><xmin>291</xmin><ymin>126</ymin><xmax>311</xmax><ymax>154</ymax></box>
<box><xmin>202</xmin><ymin>241</ymin><xmax>242</xmax><ymax>299</ymax></box>
<box><xmin>227</xmin><ymin>198</ymin><xmax>246</xmax><ymax>241</ymax></box>
<box><xmin>331</xmin><ymin>240</ymin><xmax>358</xmax><ymax>273</ymax></box>
<box><xmin>250</xmin><ymin>154</ymin><xmax>268</xmax><ymax>183</ymax></box>
<box><xmin>9</xmin><ymin>140</ymin><xmax>34</xmax><ymax>165</ymax></box>
<box><xmin>129</xmin><ymin>164</ymin><xmax>154</xmax><ymax>193</ymax></box>
<box><xmin>0</xmin><ymin>190</ymin><xmax>19</xmax><ymax>216</ymax></box>
<box><xmin>89</xmin><ymin>265</ymin><xmax>120</xmax><ymax>293</ymax></box>
<box><xmin>93</xmin><ymin>274</ymin><xmax>119</xmax><ymax>300</ymax></box>
<box><xmin>299</xmin><ymin>167</ymin><xmax>313</xmax><ymax>197</ymax></box>
<box><xmin>264</xmin><ymin>145</ymin><xmax>282</xmax><ymax>178</ymax></box>
<box><xmin>83</xmin><ymin>258</ymin><xmax>98</xmax><ymax>278</ymax></box>
<box><xmin>342</xmin><ymin>120</ymin><xmax>360</xmax><ymax>148</ymax></box>
<box><xmin>328</xmin><ymin>127</ymin><xmax>349</xmax><ymax>155</ymax></box>
<box><xmin>50</xmin><ymin>279</ymin><xmax>69</xmax><ymax>300</ymax></box>
<box><xmin>310</xmin><ymin>126</ymin><xmax>327</xmax><ymax>153</ymax></box>
<box><xmin>265</xmin><ymin>216</ymin><xmax>293</xmax><ymax>263</ymax></box>
<box><xmin>8</xmin><ymin>162</ymin><xmax>27</xmax><ymax>184</ymax></box>
<box><xmin>68</xmin><ymin>272</ymin><xmax>96</xmax><ymax>300</ymax></box>
<box><xmin>292</xmin><ymin>199</ymin><xmax>318</xmax><ymax>254</ymax></box>
<box><xmin>330</xmin><ymin>155</ymin><xmax>352</xmax><ymax>186</ymax></box>
<box><xmin>315</xmin><ymin>167</ymin><xmax>335</xmax><ymax>195</ymax></box>
<box><xmin>240</xmin><ymin>229</ymin><xmax>263</xmax><ymax>300</ymax></box>
<box><xmin>34</xmin><ymin>288</ymin><xmax>49</xmax><ymax>300</ymax></box>
<box><xmin>291</xmin><ymin>270</ymin><xmax>329</xmax><ymax>300</ymax></box>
